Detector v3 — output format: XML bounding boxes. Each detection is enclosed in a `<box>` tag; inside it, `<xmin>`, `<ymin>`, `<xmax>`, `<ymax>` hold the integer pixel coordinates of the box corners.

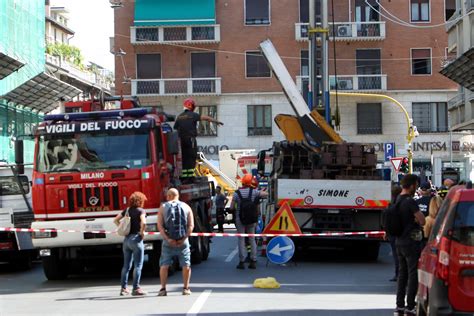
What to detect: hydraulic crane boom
<box><xmin>259</xmin><ymin>39</ymin><xmax>343</xmax><ymax>145</ymax></box>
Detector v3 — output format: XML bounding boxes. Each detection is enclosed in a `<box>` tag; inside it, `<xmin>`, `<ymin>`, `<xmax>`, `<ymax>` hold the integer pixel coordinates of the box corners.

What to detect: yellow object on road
<box><xmin>253</xmin><ymin>277</ymin><xmax>281</xmax><ymax>289</ymax></box>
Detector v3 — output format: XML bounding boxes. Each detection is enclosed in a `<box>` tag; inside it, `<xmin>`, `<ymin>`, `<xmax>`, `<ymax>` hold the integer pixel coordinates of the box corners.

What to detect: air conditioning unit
<box><xmin>337</xmin><ymin>25</ymin><xmax>351</xmax><ymax>37</ymax></box>
<box><xmin>337</xmin><ymin>79</ymin><xmax>353</xmax><ymax>90</ymax></box>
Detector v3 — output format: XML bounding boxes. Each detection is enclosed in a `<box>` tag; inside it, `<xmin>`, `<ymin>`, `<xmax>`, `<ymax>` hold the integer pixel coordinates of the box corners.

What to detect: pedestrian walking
<box><xmin>174</xmin><ymin>98</ymin><xmax>223</xmax><ymax>180</ymax></box>
<box><xmin>215</xmin><ymin>186</ymin><xmax>229</xmax><ymax>233</ymax></box>
<box><xmin>114</xmin><ymin>191</ymin><xmax>148</xmax><ymax>296</ymax></box>
<box><xmin>388</xmin><ymin>184</ymin><xmax>402</xmax><ymax>282</ymax></box>
<box><xmin>157</xmin><ymin>188</ymin><xmax>194</xmax><ymax>296</ymax></box>
<box><xmin>393</xmin><ymin>174</ymin><xmax>426</xmax><ymax>316</ymax></box>
<box><xmin>231</xmin><ymin>174</ymin><xmax>268</xmax><ymax>270</ymax></box>
<box><xmin>423</xmin><ymin>195</ymin><xmax>443</xmax><ymax>238</ymax></box>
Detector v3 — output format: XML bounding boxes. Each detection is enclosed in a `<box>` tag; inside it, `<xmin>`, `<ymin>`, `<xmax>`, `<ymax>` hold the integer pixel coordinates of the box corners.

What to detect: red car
<box><xmin>417</xmin><ymin>184</ymin><xmax>474</xmax><ymax>315</ymax></box>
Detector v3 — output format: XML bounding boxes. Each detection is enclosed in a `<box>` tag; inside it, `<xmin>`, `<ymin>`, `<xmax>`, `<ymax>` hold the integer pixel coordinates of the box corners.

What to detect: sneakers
<box><xmin>404</xmin><ymin>308</ymin><xmax>416</xmax><ymax>316</ymax></box>
<box><xmin>157</xmin><ymin>288</ymin><xmax>167</xmax><ymax>297</ymax></box>
<box><xmin>131</xmin><ymin>288</ymin><xmax>147</xmax><ymax>296</ymax></box>
<box><xmin>120</xmin><ymin>288</ymin><xmax>130</xmax><ymax>296</ymax></box>
<box><xmin>248</xmin><ymin>261</ymin><xmax>257</xmax><ymax>269</ymax></box>
<box><xmin>393</xmin><ymin>307</ymin><xmax>404</xmax><ymax>316</ymax></box>
<box><xmin>236</xmin><ymin>261</ymin><xmax>245</xmax><ymax>269</ymax></box>
<box><xmin>182</xmin><ymin>288</ymin><xmax>192</xmax><ymax>296</ymax></box>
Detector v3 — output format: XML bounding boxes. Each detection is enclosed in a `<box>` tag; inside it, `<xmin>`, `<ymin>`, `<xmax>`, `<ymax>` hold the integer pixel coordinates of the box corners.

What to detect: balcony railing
<box><xmin>296</xmin><ymin>74</ymin><xmax>387</xmax><ymax>93</ymax></box>
<box><xmin>295</xmin><ymin>22</ymin><xmax>386</xmax><ymax>41</ymax></box>
<box><xmin>446</xmin><ymin>11</ymin><xmax>461</xmax><ymax>31</ymax></box>
<box><xmin>131</xmin><ymin>25</ymin><xmax>220</xmax><ymax>44</ymax></box>
<box><xmin>131</xmin><ymin>78</ymin><xmax>222</xmax><ymax>96</ymax></box>
<box><xmin>448</xmin><ymin>93</ymin><xmax>465</xmax><ymax>110</ymax></box>
<box><xmin>45</xmin><ymin>54</ymin><xmax>112</xmax><ymax>91</ymax></box>
<box><xmin>467</xmin><ymin>0</ymin><xmax>474</xmax><ymax>12</ymax></box>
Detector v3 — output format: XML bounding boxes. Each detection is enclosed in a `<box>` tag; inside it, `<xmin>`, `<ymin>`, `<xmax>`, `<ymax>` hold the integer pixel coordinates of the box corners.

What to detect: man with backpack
<box><xmin>157</xmin><ymin>188</ymin><xmax>194</xmax><ymax>296</ymax></box>
<box><xmin>231</xmin><ymin>174</ymin><xmax>268</xmax><ymax>270</ymax></box>
<box><xmin>385</xmin><ymin>174</ymin><xmax>426</xmax><ymax>316</ymax></box>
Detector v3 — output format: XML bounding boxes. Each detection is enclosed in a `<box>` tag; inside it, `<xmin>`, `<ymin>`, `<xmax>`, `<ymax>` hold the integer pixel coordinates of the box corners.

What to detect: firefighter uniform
<box><xmin>174</xmin><ymin>109</ymin><xmax>201</xmax><ymax>178</ymax></box>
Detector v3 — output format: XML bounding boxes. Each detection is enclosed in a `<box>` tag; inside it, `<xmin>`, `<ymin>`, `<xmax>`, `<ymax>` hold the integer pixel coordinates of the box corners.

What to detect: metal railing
<box><xmin>448</xmin><ymin>93</ymin><xmax>465</xmax><ymax>109</ymax></box>
<box><xmin>131</xmin><ymin>78</ymin><xmax>222</xmax><ymax>96</ymax></box>
<box><xmin>131</xmin><ymin>25</ymin><xmax>220</xmax><ymax>44</ymax></box>
<box><xmin>296</xmin><ymin>74</ymin><xmax>387</xmax><ymax>92</ymax></box>
<box><xmin>45</xmin><ymin>54</ymin><xmax>112</xmax><ymax>91</ymax></box>
<box><xmin>295</xmin><ymin>21</ymin><xmax>386</xmax><ymax>41</ymax></box>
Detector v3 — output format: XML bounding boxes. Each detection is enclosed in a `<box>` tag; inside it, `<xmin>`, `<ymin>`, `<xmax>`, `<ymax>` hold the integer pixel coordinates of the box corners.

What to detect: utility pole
<box><xmin>308</xmin><ymin>0</ymin><xmax>330</xmax><ymax>123</ymax></box>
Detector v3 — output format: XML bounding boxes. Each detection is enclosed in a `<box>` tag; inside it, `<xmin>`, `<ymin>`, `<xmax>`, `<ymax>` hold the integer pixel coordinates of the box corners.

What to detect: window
<box><xmin>412</xmin><ymin>102</ymin><xmax>448</xmax><ymax>132</ymax></box>
<box><xmin>411</xmin><ymin>0</ymin><xmax>430</xmax><ymax>22</ymax></box>
<box><xmin>300</xmin><ymin>50</ymin><xmax>309</xmax><ymax>76</ymax></box>
<box><xmin>452</xmin><ymin>202</ymin><xmax>474</xmax><ymax>246</ymax></box>
<box><xmin>246</xmin><ymin>51</ymin><xmax>271</xmax><ymax>78</ymax></box>
<box><xmin>445</xmin><ymin>0</ymin><xmax>457</xmax><ymax>21</ymax></box>
<box><xmin>357</xmin><ymin>103</ymin><xmax>382</xmax><ymax>134</ymax></box>
<box><xmin>248</xmin><ymin>105</ymin><xmax>272</xmax><ymax>136</ymax></box>
<box><xmin>245</xmin><ymin>0</ymin><xmax>270</xmax><ymax>25</ymax></box>
<box><xmin>299</xmin><ymin>0</ymin><xmax>309</xmax><ymax>22</ymax></box>
<box><xmin>191</xmin><ymin>52</ymin><xmax>216</xmax><ymax>93</ymax></box>
<box><xmin>136</xmin><ymin>54</ymin><xmax>161</xmax><ymax>94</ymax></box>
<box><xmin>136</xmin><ymin>54</ymin><xmax>161</xmax><ymax>79</ymax></box>
<box><xmin>197</xmin><ymin>106</ymin><xmax>218</xmax><ymax>137</ymax></box>
<box><xmin>356</xmin><ymin>49</ymin><xmax>382</xmax><ymax>89</ymax></box>
<box><xmin>411</xmin><ymin>48</ymin><xmax>431</xmax><ymax>75</ymax></box>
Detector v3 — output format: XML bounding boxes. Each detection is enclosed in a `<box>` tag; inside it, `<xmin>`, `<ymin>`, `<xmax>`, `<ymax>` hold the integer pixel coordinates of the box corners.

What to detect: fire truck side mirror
<box><xmin>166</xmin><ymin>131</ymin><xmax>180</xmax><ymax>155</ymax></box>
<box><xmin>14</xmin><ymin>140</ymin><xmax>24</xmax><ymax>175</ymax></box>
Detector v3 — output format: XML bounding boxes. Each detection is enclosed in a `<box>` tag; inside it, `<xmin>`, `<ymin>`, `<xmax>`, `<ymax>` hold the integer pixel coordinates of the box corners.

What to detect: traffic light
<box><xmin>400</xmin><ymin>157</ymin><xmax>409</xmax><ymax>174</ymax></box>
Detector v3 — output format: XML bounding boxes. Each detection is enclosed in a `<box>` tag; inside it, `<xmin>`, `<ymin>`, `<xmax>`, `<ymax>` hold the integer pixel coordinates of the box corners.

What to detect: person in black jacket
<box><xmin>394</xmin><ymin>175</ymin><xmax>426</xmax><ymax>316</ymax></box>
<box><xmin>174</xmin><ymin>98</ymin><xmax>223</xmax><ymax>179</ymax></box>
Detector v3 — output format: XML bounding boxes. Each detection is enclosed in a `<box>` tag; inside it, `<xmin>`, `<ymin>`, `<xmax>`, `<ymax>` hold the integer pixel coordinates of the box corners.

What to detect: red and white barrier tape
<box><xmin>0</xmin><ymin>227</ymin><xmax>385</xmax><ymax>238</ymax></box>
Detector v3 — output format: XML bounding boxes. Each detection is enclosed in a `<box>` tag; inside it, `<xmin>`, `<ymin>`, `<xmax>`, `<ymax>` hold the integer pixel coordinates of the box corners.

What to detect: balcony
<box><xmin>45</xmin><ymin>54</ymin><xmax>112</xmax><ymax>91</ymax></box>
<box><xmin>295</xmin><ymin>22</ymin><xmax>386</xmax><ymax>42</ymax></box>
<box><xmin>131</xmin><ymin>78</ymin><xmax>222</xmax><ymax>96</ymax></box>
<box><xmin>131</xmin><ymin>25</ymin><xmax>220</xmax><ymax>45</ymax></box>
<box><xmin>448</xmin><ymin>93</ymin><xmax>465</xmax><ymax>110</ymax></box>
<box><xmin>296</xmin><ymin>74</ymin><xmax>387</xmax><ymax>93</ymax></box>
<box><xmin>467</xmin><ymin>0</ymin><xmax>474</xmax><ymax>13</ymax></box>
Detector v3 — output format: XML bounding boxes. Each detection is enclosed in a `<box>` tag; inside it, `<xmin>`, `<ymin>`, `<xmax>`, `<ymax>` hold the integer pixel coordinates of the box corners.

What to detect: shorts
<box><xmin>160</xmin><ymin>239</ymin><xmax>191</xmax><ymax>267</ymax></box>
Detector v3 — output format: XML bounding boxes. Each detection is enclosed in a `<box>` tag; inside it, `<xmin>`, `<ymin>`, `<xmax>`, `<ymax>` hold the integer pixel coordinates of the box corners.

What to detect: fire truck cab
<box><xmin>24</xmin><ymin>97</ymin><xmax>212</xmax><ymax>280</ymax></box>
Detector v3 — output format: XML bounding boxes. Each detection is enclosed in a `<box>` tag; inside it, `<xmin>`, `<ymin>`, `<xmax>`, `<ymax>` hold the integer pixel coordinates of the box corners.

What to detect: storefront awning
<box><xmin>440</xmin><ymin>48</ymin><xmax>474</xmax><ymax>91</ymax></box>
<box><xmin>1</xmin><ymin>72</ymin><xmax>81</xmax><ymax>113</ymax></box>
<box><xmin>0</xmin><ymin>51</ymin><xmax>25</xmax><ymax>80</ymax></box>
<box><xmin>134</xmin><ymin>0</ymin><xmax>216</xmax><ymax>26</ymax></box>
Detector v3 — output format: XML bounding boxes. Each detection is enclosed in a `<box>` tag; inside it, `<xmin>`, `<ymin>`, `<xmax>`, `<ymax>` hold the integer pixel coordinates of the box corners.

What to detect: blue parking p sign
<box><xmin>384</xmin><ymin>143</ymin><xmax>395</xmax><ymax>162</ymax></box>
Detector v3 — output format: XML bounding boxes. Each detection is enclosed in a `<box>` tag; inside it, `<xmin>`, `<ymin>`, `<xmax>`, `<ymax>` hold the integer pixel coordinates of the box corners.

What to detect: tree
<box><xmin>46</xmin><ymin>43</ymin><xmax>85</xmax><ymax>69</ymax></box>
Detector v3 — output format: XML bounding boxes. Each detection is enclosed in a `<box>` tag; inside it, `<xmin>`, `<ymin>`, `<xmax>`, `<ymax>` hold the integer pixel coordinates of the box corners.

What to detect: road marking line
<box><xmin>225</xmin><ymin>247</ymin><xmax>238</xmax><ymax>262</ymax></box>
<box><xmin>187</xmin><ymin>290</ymin><xmax>212</xmax><ymax>316</ymax></box>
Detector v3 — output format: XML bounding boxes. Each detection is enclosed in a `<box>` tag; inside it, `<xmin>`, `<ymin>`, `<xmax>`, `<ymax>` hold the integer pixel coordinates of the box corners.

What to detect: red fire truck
<box><xmin>17</xmin><ymin>97</ymin><xmax>212</xmax><ymax>280</ymax></box>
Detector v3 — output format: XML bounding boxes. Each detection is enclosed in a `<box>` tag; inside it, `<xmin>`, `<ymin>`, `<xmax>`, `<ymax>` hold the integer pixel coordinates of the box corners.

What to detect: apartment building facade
<box><xmin>114</xmin><ymin>0</ymin><xmax>473</xmax><ymax>184</ymax></box>
<box><xmin>442</xmin><ymin>0</ymin><xmax>474</xmax><ymax>131</ymax></box>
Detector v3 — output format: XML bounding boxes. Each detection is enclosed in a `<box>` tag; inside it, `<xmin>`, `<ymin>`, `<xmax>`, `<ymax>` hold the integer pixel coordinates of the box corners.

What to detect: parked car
<box><xmin>417</xmin><ymin>184</ymin><xmax>474</xmax><ymax>315</ymax></box>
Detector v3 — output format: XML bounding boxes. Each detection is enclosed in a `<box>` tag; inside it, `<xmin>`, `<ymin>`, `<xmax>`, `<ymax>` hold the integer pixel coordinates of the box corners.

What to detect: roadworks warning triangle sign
<box><xmin>263</xmin><ymin>202</ymin><xmax>302</xmax><ymax>234</ymax></box>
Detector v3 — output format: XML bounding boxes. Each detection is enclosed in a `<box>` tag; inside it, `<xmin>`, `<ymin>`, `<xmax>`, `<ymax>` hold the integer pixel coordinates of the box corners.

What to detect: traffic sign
<box><xmin>384</xmin><ymin>143</ymin><xmax>395</xmax><ymax>161</ymax></box>
<box><xmin>266</xmin><ymin>236</ymin><xmax>295</xmax><ymax>265</ymax></box>
<box><xmin>263</xmin><ymin>202</ymin><xmax>302</xmax><ymax>234</ymax></box>
<box><xmin>390</xmin><ymin>157</ymin><xmax>404</xmax><ymax>172</ymax></box>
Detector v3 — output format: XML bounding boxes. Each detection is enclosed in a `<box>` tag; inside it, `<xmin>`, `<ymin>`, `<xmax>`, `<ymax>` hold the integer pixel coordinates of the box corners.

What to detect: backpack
<box><xmin>164</xmin><ymin>202</ymin><xmax>188</xmax><ymax>240</ymax></box>
<box><xmin>236</xmin><ymin>188</ymin><xmax>259</xmax><ymax>225</ymax></box>
<box><xmin>383</xmin><ymin>196</ymin><xmax>407</xmax><ymax>237</ymax></box>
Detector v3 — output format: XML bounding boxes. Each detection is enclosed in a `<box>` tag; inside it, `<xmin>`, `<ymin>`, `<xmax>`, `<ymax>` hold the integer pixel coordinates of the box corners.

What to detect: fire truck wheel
<box><xmin>363</xmin><ymin>242</ymin><xmax>380</xmax><ymax>262</ymax></box>
<box><xmin>190</xmin><ymin>237</ymin><xmax>203</xmax><ymax>264</ymax></box>
<box><xmin>42</xmin><ymin>250</ymin><xmax>68</xmax><ymax>280</ymax></box>
<box><xmin>201</xmin><ymin>237</ymin><xmax>210</xmax><ymax>261</ymax></box>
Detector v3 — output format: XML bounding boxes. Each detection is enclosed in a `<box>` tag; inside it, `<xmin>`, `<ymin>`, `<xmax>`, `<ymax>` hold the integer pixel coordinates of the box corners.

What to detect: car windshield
<box><xmin>452</xmin><ymin>201</ymin><xmax>474</xmax><ymax>246</ymax></box>
<box><xmin>36</xmin><ymin>130</ymin><xmax>151</xmax><ymax>173</ymax></box>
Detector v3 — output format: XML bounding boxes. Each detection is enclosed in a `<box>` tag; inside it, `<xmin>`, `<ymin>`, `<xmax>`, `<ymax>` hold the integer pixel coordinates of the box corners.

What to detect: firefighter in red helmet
<box><xmin>174</xmin><ymin>98</ymin><xmax>223</xmax><ymax>179</ymax></box>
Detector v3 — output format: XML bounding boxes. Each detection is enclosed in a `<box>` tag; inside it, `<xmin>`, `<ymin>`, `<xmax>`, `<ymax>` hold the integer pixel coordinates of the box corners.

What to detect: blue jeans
<box><xmin>120</xmin><ymin>234</ymin><xmax>144</xmax><ymax>290</ymax></box>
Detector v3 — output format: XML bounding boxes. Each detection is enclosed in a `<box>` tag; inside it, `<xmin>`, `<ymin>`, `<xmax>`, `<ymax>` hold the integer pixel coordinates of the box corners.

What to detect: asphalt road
<box><xmin>0</xmin><ymin>230</ymin><xmax>398</xmax><ymax>316</ymax></box>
